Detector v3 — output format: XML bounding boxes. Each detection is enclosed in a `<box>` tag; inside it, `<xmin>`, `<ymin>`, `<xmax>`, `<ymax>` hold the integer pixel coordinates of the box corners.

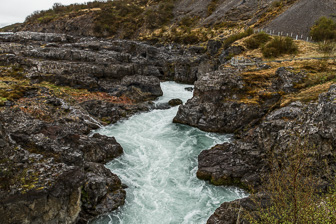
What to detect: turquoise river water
<box><xmin>92</xmin><ymin>82</ymin><xmax>247</xmax><ymax>224</ymax></box>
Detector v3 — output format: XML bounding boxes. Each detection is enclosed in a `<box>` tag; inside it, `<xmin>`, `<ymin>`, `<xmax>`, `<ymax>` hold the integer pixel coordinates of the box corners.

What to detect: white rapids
<box><xmin>92</xmin><ymin>81</ymin><xmax>247</xmax><ymax>224</ymax></box>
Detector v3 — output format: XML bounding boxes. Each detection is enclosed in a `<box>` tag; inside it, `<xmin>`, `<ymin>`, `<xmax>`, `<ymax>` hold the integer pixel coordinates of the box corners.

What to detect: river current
<box><xmin>92</xmin><ymin>82</ymin><xmax>247</xmax><ymax>224</ymax></box>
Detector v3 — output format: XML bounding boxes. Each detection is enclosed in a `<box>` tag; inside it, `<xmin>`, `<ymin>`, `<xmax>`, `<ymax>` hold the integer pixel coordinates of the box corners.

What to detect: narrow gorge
<box><xmin>92</xmin><ymin>82</ymin><xmax>246</xmax><ymax>224</ymax></box>
<box><xmin>1</xmin><ymin>0</ymin><xmax>336</xmax><ymax>223</ymax></box>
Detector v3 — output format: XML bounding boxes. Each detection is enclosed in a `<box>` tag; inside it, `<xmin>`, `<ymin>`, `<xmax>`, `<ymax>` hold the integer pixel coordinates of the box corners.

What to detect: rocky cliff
<box><xmin>0</xmin><ymin>29</ymin><xmax>228</xmax><ymax>223</ymax></box>
<box><xmin>1</xmin><ymin>0</ymin><xmax>336</xmax><ymax>223</ymax></box>
<box><xmin>0</xmin><ymin>31</ymin><xmax>177</xmax><ymax>223</ymax></box>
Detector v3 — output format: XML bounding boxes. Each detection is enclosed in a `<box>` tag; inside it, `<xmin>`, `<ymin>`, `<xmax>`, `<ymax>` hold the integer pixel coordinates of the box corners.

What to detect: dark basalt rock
<box><xmin>203</xmin><ymin>85</ymin><xmax>336</xmax><ymax>223</ymax></box>
<box><xmin>173</xmin><ymin>69</ymin><xmax>265</xmax><ymax>133</ymax></box>
<box><xmin>0</xmin><ymin>104</ymin><xmax>125</xmax><ymax>223</ymax></box>
<box><xmin>168</xmin><ymin>99</ymin><xmax>183</xmax><ymax>107</ymax></box>
<box><xmin>121</xmin><ymin>75</ymin><xmax>163</xmax><ymax>102</ymax></box>
<box><xmin>152</xmin><ymin>103</ymin><xmax>171</xmax><ymax>110</ymax></box>
<box><xmin>0</xmin><ymin>32</ymin><xmax>210</xmax><ymax>87</ymax></box>
<box><xmin>207</xmin><ymin>194</ymin><xmax>270</xmax><ymax>224</ymax></box>
<box><xmin>78</xmin><ymin>162</ymin><xmax>126</xmax><ymax>223</ymax></box>
<box><xmin>272</xmin><ymin>67</ymin><xmax>306</xmax><ymax>93</ymax></box>
<box><xmin>173</xmin><ymin>67</ymin><xmax>305</xmax><ymax>133</ymax></box>
<box><xmin>207</xmin><ymin>40</ymin><xmax>223</xmax><ymax>56</ymax></box>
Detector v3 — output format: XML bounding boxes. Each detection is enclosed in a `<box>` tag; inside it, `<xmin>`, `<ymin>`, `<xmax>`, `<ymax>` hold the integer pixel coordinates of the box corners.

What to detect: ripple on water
<box><xmin>91</xmin><ymin>82</ymin><xmax>247</xmax><ymax>224</ymax></box>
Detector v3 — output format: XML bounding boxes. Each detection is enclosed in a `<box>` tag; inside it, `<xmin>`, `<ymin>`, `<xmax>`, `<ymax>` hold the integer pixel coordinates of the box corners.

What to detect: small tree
<box><xmin>310</xmin><ymin>17</ymin><xmax>336</xmax><ymax>42</ymax></box>
<box><xmin>244</xmin><ymin>138</ymin><xmax>336</xmax><ymax>223</ymax></box>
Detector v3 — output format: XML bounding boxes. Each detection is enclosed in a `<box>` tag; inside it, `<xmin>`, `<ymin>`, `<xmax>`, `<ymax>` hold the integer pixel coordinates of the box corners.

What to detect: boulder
<box><xmin>168</xmin><ymin>98</ymin><xmax>183</xmax><ymax>106</ymax></box>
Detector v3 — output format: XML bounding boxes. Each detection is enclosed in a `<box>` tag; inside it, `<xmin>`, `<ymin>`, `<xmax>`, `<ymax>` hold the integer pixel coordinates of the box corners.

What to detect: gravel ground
<box><xmin>265</xmin><ymin>0</ymin><xmax>336</xmax><ymax>38</ymax></box>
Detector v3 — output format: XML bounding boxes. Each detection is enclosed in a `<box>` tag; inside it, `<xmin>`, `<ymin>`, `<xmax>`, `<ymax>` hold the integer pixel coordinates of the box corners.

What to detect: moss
<box><xmin>81</xmin><ymin>187</ymin><xmax>89</xmax><ymax>202</ymax></box>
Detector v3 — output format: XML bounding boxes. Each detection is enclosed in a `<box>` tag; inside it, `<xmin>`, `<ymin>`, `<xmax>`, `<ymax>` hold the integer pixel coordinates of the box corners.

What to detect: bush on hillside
<box><xmin>318</xmin><ymin>41</ymin><xmax>336</xmax><ymax>56</ymax></box>
<box><xmin>223</xmin><ymin>28</ymin><xmax>254</xmax><ymax>49</ymax></box>
<box><xmin>310</xmin><ymin>17</ymin><xmax>336</xmax><ymax>41</ymax></box>
<box><xmin>244</xmin><ymin>32</ymin><xmax>271</xmax><ymax>49</ymax></box>
<box><xmin>262</xmin><ymin>36</ymin><xmax>298</xmax><ymax>58</ymax></box>
<box><xmin>244</xmin><ymin>138</ymin><xmax>336</xmax><ymax>223</ymax></box>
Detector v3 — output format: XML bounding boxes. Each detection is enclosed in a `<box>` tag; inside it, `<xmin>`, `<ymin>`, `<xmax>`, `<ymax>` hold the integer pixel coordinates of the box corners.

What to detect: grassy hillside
<box><xmin>0</xmin><ymin>0</ymin><xmax>301</xmax><ymax>44</ymax></box>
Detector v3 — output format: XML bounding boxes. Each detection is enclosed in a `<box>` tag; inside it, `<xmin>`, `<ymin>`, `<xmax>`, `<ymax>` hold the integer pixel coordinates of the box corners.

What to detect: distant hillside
<box><xmin>265</xmin><ymin>0</ymin><xmax>336</xmax><ymax>38</ymax></box>
<box><xmin>2</xmin><ymin>0</ymin><xmax>334</xmax><ymax>43</ymax></box>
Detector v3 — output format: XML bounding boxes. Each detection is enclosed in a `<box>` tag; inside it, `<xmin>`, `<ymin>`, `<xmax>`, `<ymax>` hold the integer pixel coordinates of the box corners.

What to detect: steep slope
<box><xmin>265</xmin><ymin>0</ymin><xmax>336</xmax><ymax>37</ymax></box>
<box><xmin>1</xmin><ymin>0</ymin><xmax>311</xmax><ymax>43</ymax></box>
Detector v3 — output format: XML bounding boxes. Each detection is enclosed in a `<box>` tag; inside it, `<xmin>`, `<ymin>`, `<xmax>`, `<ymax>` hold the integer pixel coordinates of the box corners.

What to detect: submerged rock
<box><xmin>185</xmin><ymin>87</ymin><xmax>194</xmax><ymax>92</ymax></box>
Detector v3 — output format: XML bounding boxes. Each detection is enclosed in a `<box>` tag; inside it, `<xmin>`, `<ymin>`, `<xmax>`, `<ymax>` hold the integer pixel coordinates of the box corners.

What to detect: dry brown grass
<box><xmin>281</xmin><ymin>81</ymin><xmax>334</xmax><ymax>106</ymax></box>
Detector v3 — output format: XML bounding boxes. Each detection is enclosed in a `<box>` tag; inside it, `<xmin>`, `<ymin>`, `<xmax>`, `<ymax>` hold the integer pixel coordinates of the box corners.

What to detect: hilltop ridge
<box><xmin>3</xmin><ymin>0</ymin><xmax>324</xmax><ymax>43</ymax></box>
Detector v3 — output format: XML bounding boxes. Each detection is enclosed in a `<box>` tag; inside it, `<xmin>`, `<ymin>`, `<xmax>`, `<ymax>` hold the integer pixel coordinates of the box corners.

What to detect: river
<box><xmin>92</xmin><ymin>81</ymin><xmax>247</xmax><ymax>224</ymax></box>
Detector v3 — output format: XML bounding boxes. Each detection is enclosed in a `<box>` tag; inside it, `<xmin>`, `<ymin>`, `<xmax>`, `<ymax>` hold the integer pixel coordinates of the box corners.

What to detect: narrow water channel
<box><xmin>92</xmin><ymin>82</ymin><xmax>247</xmax><ymax>224</ymax></box>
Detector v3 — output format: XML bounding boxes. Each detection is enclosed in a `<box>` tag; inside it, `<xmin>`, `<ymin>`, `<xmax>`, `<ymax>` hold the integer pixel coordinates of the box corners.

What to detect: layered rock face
<box><xmin>190</xmin><ymin>68</ymin><xmax>335</xmax><ymax>189</ymax></box>
<box><xmin>199</xmin><ymin>85</ymin><xmax>336</xmax><ymax>222</ymax></box>
<box><xmin>0</xmin><ymin>31</ymin><xmax>208</xmax><ymax>86</ymax></box>
<box><xmin>173</xmin><ymin>65</ymin><xmax>336</xmax><ymax>222</ymax></box>
<box><xmin>0</xmin><ymin>104</ymin><xmax>126</xmax><ymax>223</ymax></box>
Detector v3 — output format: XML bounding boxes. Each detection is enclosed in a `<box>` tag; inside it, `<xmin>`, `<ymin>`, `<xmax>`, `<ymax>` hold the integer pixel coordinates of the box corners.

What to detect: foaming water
<box><xmin>92</xmin><ymin>82</ymin><xmax>247</xmax><ymax>224</ymax></box>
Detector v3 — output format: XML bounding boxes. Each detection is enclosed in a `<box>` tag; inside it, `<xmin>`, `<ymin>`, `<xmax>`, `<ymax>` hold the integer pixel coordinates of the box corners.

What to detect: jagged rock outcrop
<box><xmin>198</xmin><ymin>85</ymin><xmax>336</xmax><ymax>191</ymax></box>
<box><xmin>168</xmin><ymin>98</ymin><xmax>183</xmax><ymax>106</ymax></box>
<box><xmin>0</xmin><ymin>90</ymin><xmax>126</xmax><ymax>223</ymax></box>
<box><xmin>173</xmin><ymin>69</ymin><xmax>263</xmax><ymax>133</ymax></box>
<box><xmin>78</xmin><ymin>162</ymin><xmax>126</xmax><ymax>223</ymax></box>
<box><xmin>173</xmin><ymin>67</ymin><xmax>306</xmax><ymax>133</ymax></box>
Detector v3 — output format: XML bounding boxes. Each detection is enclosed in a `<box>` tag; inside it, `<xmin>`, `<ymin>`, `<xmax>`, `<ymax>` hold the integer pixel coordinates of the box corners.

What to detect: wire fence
<box><xmin>228</xmin><ymin>56</ymin><xmax>336</xmax><ymax>68</ymax></box>
<box><xmin>254</xmin><ymin>28</ymin><xmax>313</xmax><ymax>42</ymax></box>
<box><xmin>0</xmin><ymin>32</ymin><xmax>14</xmax><ymax>35</ymax></box>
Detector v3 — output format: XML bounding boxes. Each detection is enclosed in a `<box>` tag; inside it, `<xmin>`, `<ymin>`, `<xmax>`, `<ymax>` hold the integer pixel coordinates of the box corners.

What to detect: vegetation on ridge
<box><xmin>310</xmin><ymin>17</ymin><xmax>336</xmax><ymax>42</ymax></box>
<box><xmin>245</xmin><ymin>138</ymin><xmax>336</xmax><ymax>223</ymax></box>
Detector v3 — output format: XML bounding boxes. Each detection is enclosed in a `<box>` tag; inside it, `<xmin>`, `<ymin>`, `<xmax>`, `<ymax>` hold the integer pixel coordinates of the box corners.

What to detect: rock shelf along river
<box><xmin>92</xmin><ymin>82</ymin><xmax>247</xmax><ymax>224</ymax></box>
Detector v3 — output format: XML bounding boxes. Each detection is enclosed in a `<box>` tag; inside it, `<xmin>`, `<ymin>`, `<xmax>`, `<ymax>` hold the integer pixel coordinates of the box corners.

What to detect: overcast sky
<box><xmin>0</xmin><ymin>0</ymin><xmax>96</xmax><ymax>28</ymax></box>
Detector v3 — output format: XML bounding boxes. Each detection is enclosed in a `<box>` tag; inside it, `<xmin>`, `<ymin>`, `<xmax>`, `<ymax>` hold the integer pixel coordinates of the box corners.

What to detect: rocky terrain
<box><xmin>265</xmin><ymin>0</ymin><xmax>336</xmax><ymax>37</ymax></box>
<box><xmin>1</xmin><ymin>0</ymin><xmax>336</xmax><ymax>223</ymax></box>
<box><xmin>0</xmin><ymin>31</ymin><xmax>212</xmax><ymax>223</ymax></box>
<box><xmin>174</xmin><ymin>63</ymin><xmax>336</xmax><ymax>222</ymax></box>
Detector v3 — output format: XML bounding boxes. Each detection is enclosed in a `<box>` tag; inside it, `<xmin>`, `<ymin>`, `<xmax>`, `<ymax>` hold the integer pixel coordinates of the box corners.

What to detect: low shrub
<box><xmin>262</xmin><ymin>36</ymin><xmax>298</xmax><ymax>58</ymax></box>
<box><xmin>223</xmin><ymin>28</ymin><xmax>254</xmax><ymax>49</ymax></box>
<box><xmin>244</xmin><ymin>32</ymin><xmax>271</xmax><ymax>49</ymax></box>
<box><xmin>318</xmin><ymin>41</ymin><xmax>336</xmax><ymax>56</ymax></box>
